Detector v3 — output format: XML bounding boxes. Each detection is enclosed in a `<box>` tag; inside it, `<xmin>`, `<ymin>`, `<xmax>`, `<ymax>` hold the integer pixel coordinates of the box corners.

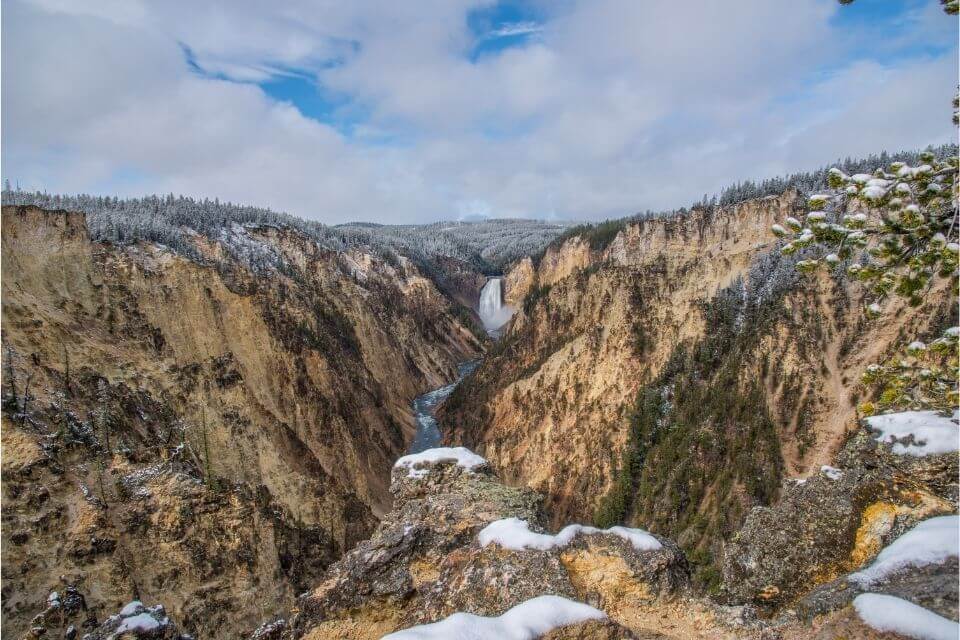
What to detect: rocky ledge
<box><xmin>276</xmin><ymin>447</ymin><xmax>689</xmax><ymax>639</ymax></box>
<box><xmin>37</xmin><ymin>411</ymin><xmax>955</xmax><ymax>639</ymax></box>
<box><xmin>271</xmin><ymin>413</ymin><xmax>958</xmax><ymax>640</ymax></box>
<box><xmin>723</xmin><ymin>420</ymin><xmax>958</xmax><ymax>612</ymax></box>
<box><xmin>721</xmin><ymin>411</ymin><xmax>959</xmax><ymax>639</ymax></box>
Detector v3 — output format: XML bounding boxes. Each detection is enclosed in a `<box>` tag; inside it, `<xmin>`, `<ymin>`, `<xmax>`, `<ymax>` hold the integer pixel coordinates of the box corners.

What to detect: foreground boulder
<box><xmin>83</xmin><ymin>601</ymin><xmax>187</xmax><ymax>640</ymax></box>
<box><xmin>722</xmin><ymin>417</ymin><xmax>957</xmax><ymax>610</ymax></box>
<box><xmin>282</xmin><ymin>448</ymin><xmax>688</xmax><ymax>639</ymax></box>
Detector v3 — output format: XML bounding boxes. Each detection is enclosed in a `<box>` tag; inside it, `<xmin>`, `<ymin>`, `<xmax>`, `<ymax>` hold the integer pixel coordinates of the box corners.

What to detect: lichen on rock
<box><xmin>722</xmin><ymin>420</ymin><xmax>958</xmax><ymax>618</ymax></box>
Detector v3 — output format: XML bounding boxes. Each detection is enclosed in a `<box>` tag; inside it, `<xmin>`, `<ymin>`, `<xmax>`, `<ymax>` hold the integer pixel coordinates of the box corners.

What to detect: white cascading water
<box><xmin>478</xmin><ymin>277</ymin><xmax>514</xmax><ymax>332</ymax></box>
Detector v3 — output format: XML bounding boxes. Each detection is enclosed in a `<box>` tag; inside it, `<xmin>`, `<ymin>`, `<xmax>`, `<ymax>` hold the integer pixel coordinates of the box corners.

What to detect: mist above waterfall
<box><xmin>478</xmin><ymin>278</ymin><xmax>514</xmax><ymax>332</ymax></box>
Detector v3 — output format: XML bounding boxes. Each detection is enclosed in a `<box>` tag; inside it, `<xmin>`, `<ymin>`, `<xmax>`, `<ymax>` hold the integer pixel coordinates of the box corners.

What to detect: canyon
<box><xmin>2</xmin><ymin>180</ymin><xmax>957</xmax><ymax>639</ymax></box>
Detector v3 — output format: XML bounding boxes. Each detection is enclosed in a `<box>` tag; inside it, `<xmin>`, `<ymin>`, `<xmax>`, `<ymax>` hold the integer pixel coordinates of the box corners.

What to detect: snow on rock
<box><xmin>864</xmin><ymin>411</ymin><xmax>959</xmax><ymax>457</ymax></box>
<box><xmin>849</xmin><ymin>515</ymin><xmax>959</xmax><ymax>587</ymax></box>
<box><xmin>119</xmin><ymin>600</ymin><xmax>145</xmax><ymax>616</ymax></box>
<box><xmin>854</xmin><ymin>593</ymin><xmax>959</xmax><ymax>640</ymax></box>
<box><xmin>478</xmin><ymin>517</ymin><xmax>662</xmax><ymax>552</ymax></box>
<box><xmin>820</xmin><ymin>465</ymin><xmax>843</xmax><ymax>481</ymax></box>
<box><xmin>381</xmin><ymin>595</ymin><xmax>606</xmax><ymax>640</ymax></box>
<box><xmin>87</xmin><ymin>600</ymin><xmax>174</xmax><ymax>639</ymax></box>
<box><xmin>115</xmin><ymin>612</ymin><xmax>163</xmax><ymax>635</ymax></box>
<box><xmin>394</xmin><ymin>447</ymin><xmax>488</xmax><ymax>479</ymax></box>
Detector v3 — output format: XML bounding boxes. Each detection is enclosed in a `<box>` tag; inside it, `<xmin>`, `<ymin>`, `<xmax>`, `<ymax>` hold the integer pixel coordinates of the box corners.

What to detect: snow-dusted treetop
<box><xmin>4</xmin><ymin>146</ymin><xmax>954</xmax><ymax>274</ymax></box>
<box><xmin>772</xmin><ymin>146</ymin><xmax>959</xmax><ymax>416</ymax></box>
<box><xmin>0</xmin><ymin>188</ymin><xmax>565</xmax><ymax>271</ymax></box>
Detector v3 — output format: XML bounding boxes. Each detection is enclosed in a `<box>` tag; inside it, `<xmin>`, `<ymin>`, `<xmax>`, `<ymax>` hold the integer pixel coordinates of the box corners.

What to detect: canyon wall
<box><xmin>0</xmin><ymin>205</ymin><xmax>482</xmax><ymax>638</ymax></box>
<box><xmin>439</xmin><ymin>192</ymin><xmax>956</xmax><ymax>586</ymax></box>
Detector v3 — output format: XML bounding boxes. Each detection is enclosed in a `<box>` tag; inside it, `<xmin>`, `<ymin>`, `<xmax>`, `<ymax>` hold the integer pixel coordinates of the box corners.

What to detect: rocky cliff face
<box><xmin>0</xmin><ymin>205</ymin><xmax>483</xmax><ymax>638</ymax></box>
<box><xmin>439</xmin><ymin>193</ymin><xmax>956</xmax><ymax>585</ymax></box>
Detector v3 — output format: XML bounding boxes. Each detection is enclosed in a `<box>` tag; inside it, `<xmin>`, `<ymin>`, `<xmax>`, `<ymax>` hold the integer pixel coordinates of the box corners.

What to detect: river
<box><xmin>407</xmin><ymin>276</ymin><xmax>513</xmax><ymax>454</ymax></box>
<box><xmin>407</xmin><ymin>360</ymin><xmax>480</xmax><ymax>454</ymax></box>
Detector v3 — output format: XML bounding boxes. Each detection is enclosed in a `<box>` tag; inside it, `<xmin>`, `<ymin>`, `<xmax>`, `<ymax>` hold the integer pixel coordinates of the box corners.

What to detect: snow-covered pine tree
<box><xmin>770</xmin><ymin>0</ymin><xmax>959</xmax><ymax>414</ymax></box>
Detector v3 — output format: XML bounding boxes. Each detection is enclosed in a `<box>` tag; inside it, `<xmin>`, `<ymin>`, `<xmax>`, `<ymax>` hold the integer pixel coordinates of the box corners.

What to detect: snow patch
<box><xmin>854</xmin><ymin>593</ymin><xmax>959</xmax><ymax>640</ymax></box>
<box><xmin>864</xmin><ymin>411</ymin><xmax>959</xmax><ymax>456</ymax></box>
<box><xmin>394</xmin><ymin>447</ymin><xmax>487</xmax><ymax>479</ymax></box>
<box><xmin>820</xmin><ymin>465</ymin><xmax>843</xmax><ymax>481</ymax></box>
<box><xmin>115</xmin><ymin>613</ymin><xmax>163</xmax><ymax>634</ymax></box>
<box><xmin>478</xmin><ymin>517</ymin><xmax>662</xmax><ymax>552</ymax></box>
<box><xmin>381</xmin><ymin>595</ymin><xmax>606</xmax><ymax>640</ymax></box>
<box><xmin>849</xmin><ymin>516</ymin><xmax>958</xmax><ymax>587</ymax></box>
<box><xmin>119</xmin><ymin>600</ymin><xmax>145</xmax><ymax>616</ymax></box>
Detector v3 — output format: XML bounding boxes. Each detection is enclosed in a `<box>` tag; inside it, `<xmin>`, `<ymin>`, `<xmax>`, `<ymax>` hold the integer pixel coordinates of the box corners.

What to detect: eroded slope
<box><xmin>1</xmin><ymin>205</ymin><xmax>482</xmax><ymax>637</ymax></box>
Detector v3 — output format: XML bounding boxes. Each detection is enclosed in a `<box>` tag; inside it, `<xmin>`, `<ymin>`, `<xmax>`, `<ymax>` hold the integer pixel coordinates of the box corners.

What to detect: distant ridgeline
<box><xmin>3</xmin><ymin>144</ymin><xmax>955</xmax><ymax>271</ymax></box>
<box><xmin>537</xmin><ymin>144</ymin><xmax>960</xmax><ymax>261</ymax></box>
<box><xmin>0</xmin><ymin>188</ymin><xmax>565</xmax><ymax>273</ymax></box>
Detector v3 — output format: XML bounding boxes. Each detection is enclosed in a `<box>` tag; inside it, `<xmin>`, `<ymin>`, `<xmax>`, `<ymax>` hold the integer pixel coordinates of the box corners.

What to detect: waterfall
<box><xmin>478</xmin><ymin>277</ymin><xmax>513</xmax><ymax>332</ymax></box>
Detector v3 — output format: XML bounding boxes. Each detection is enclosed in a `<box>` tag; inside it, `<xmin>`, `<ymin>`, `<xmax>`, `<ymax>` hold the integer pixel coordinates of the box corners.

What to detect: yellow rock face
<box><xmin>562</xmin><ymin>546</ymin><xmax>654</xmax><ymax>613</ymax></box>
<box><xmin>300</xmin><ymin>603</ymin><xmax>403</xmax><ymax>640</ymax></box>
<box><xmin>849</xmin><ymin>491</ymin><xmax>954</xmax><ymax>571</ymax></box>
<box><xmin>448</xmin><ymin>191</ymin><xmax>951</xmax><ymax>533</ymax></box>
<box><xmin>0</xmin><ymin>205</ymin><xmax>483</xmax><ymax>638</ymax></box>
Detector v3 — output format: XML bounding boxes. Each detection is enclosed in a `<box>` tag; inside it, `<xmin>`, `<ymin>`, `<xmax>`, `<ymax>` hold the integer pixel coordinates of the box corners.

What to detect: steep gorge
<box><xmin>439</xmin><ymin>191</ymin><xmax>956</xmax><ymax>586</ymax></box>
<box><xmin>0</xmin><ymin>205</ymin><xmax>484</xmax><ymax>638</ymax></box>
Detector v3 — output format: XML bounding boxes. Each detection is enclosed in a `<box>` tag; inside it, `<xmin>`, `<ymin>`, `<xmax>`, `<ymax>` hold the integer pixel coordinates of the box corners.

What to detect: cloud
<box><xmin>2</xmin><ymin>0</ymin><xmax>956</xmax><ymax>224</ymax></box>
<box><xmin>485</xmin><ymin>21</ymin><xmax>543</xmax><ymax>39</ymax></box>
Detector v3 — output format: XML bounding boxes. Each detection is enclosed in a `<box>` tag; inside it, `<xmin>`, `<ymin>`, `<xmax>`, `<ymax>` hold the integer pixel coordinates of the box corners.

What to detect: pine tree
<box><xmin>767</xmin><ymin>0</ymin><xmax>960</xmax><ymax>415</ymax></box>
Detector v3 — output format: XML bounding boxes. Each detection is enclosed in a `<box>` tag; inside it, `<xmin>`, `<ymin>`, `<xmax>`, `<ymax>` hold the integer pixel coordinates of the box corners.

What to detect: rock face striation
<box><xmin>1</xmin><ymin>205</ymin><xmax>483</xmax><ymax>638</ymax></box>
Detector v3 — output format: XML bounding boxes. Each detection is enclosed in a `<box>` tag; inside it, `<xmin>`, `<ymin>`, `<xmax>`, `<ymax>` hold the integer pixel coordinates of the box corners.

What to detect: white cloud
<box><xmin>2</xmin><ymin>0</ymin><xmax>956</xmax><ymax>223</ymax></box>
<box><xmin>486</xmin><ymin>21</ymin><xmax>543</xmax><ymax>39</ymax></box>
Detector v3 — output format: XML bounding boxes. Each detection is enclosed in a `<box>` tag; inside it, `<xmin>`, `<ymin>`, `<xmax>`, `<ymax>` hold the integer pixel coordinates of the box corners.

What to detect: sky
<box><xmin>2</xmin><ymin>0</ymin><xmax>957</xmax><ymax>224</ymax></box>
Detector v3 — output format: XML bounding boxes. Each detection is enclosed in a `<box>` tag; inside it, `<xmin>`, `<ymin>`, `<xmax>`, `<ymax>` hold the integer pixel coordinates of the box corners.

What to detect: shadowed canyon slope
<box><xmin>439</xmin><ymin>191</ymin><xmax>957</xmax><ymax>584</ymax></box>
<box><xmin>0</xmin><ymin>205</ymin><xmax>484</xmax><ymax>637</ymax></box>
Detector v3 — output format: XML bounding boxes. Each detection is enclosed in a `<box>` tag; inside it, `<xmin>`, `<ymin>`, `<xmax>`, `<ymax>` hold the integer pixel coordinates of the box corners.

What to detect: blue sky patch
<box><xmin>467</xmin><ymin>0</ymin><xmax>547</xmax><ymax>60</ymax></box>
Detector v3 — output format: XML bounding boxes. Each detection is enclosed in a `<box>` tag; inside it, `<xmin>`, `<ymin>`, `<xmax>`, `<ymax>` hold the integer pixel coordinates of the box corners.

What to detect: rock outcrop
<box><xmin>723</xmin><ymin>427</ymin><xmax>957</xmax><ymax>610</ymax></box>
<box><xmin>18</xmin><ymin>422</ymin><xmax>951</xmax><ymax>639</ymax></box>
<box><xmin>264</xmin><ymin>438</ymin><xmax>960</xmax><ymax>639</ymax></box>
<box><xmin>282</xmin><ymin>451</ymin><xmax>690</xmax><ymax>639</ymax></box>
